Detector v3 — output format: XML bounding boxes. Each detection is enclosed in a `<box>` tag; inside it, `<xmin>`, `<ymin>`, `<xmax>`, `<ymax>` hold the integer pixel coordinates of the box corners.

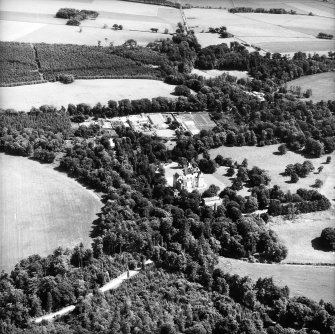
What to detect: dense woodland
<box><xmin>1</xmin><ymin>29</ymin><xmax>335</xmax><ymax>333</ymax></box>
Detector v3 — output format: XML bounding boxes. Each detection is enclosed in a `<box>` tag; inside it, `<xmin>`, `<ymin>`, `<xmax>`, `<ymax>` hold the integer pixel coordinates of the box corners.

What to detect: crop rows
<box><xmin>0</xmin><ymin>42</ymin><xmax>42</xmax><ymax>84</ymax></box>
<box><xmin>35</xmin><ymin>44</ymin><xmax>161</xmax><ymax>81</ymax></box>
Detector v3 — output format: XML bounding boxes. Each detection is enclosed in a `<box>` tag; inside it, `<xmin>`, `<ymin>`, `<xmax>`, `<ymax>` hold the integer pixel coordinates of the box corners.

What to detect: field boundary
<box><xmin>0</xmin><ymin>75</ymin><xmax>164</xmax><ymax>87</ymax></box>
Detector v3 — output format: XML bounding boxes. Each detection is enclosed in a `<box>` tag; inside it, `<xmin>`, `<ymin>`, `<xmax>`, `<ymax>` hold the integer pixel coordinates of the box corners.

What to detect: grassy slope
<box><xmin>0</xmin><ymin>154</ymin><xmax>102</xmax><ymax>272</ymax></box>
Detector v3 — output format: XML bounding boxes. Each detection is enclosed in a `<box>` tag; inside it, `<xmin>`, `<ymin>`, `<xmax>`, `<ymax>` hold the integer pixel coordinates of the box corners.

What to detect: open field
<box><xmin>286</xmin><ymin>72</ymin><xmax>335</xmax><ymax>102</ymax></box>
<box><xmin>181</xmin><ymin>0</ymin><xmax>335</xmax><ymax>18</ymax></box>
<box><xmin>185</xmin><ymin>7</ymin><xmax>335</xmax><ymax>54</ymax></box>
<box><xmin>239</xmin><ymin>13</ymin><xmax>335</xmax><ymax>37</ymax></box>
<box><xmin>0</xmin><ymin>79</ymin><xmax>176</xmax><ymax>111</ymax></box>
<box><xmin>0</xmin><ymin>153</ymin><xmax>102</xmax><ymax>273</ymax></box>
<box><xmin>0</xmin><ymin>21</ymin><xmax>170</xmax><ymax>46</ymax></box>
<box><xmin>207</xmin><ymin>144</ymin><xmax>335</xmax><ymax>196</ymax></box>
<box><xmin>0</xmin><ymin>0</ymin><xmax>181</xmax><ymax>45</ymax></box>
<box><xmin>270</xmin><ymin>210</ymin><xmax>335</xmax><ymax>264</ymax></box>
<box><xmin>217</xmin><ymin>257</ymin><xmax>335</xmax><ymax>303</ymax></box>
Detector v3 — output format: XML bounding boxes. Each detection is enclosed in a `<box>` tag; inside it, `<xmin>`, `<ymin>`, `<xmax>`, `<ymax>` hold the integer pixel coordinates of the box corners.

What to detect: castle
<box><xmin>173</xmin><ymin>163</ymin><xmax>205</xmax><ymax>191</ymax></box>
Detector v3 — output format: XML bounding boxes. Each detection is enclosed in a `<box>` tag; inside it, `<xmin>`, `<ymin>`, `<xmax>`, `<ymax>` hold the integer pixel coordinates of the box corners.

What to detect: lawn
<box><xmin>0</xmin><ymin>154</ymin><xmax>102</xmax><ymax>273</ymax></box>
<box><xmin>217</xmin><ymin>257</ymin><xmax>335</xmax><ymax>303</ymax></box>
<box><xmin>286</xmin><ymin>72</ymin><xmax>335</xmax><ymax>102</ymax></box>
<box><xmin>0</xmin><ymin>79</ymin><xmax>176</xmax><ymax>111</ymax></box>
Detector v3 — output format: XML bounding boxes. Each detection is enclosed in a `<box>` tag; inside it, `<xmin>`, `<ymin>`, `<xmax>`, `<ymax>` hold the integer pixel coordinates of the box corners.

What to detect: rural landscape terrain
<box><xmin>0</xmin><ymin>0</ymin><xmax>335</xmax><ymax>333</ymax></box>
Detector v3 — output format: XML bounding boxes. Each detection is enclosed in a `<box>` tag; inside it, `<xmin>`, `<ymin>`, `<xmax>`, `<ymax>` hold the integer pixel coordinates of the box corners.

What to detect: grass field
<box><xmin>0</xmin><ymin>0</ymin><xmax>181</xmax><ymax>45</ymax></box>
<box><xmin>207</xmin><ymin>144</ymin><xmax>335</xmax><ymax>196</ymax></box>
<box><xmin>0</xmin><ymin>79</ymin><xmax>176</xmax><ymax>111</ymax></box>
<box><xmin>286</xmin><ymin>72</ymin><xmax>335</xmax><ymax>102</ymax></box>
<box><xmin>270</xmin><ymin>209</ymin><xmax>335</xmax><ymax>264</ymax></box>
<box><xmin>217</xmin><ymin>257</ymin><xmax>335</xmax><ymax>303</ymax></box>
<box><xmin>0</xmin><ymin>153</ymin><xmax>102</xmax><ymax>273</ymax></box>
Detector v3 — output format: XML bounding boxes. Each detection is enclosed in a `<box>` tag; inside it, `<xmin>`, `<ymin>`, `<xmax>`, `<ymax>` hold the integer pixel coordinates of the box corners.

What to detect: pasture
<box><xmin>217</xmin><ymin>257</ymin><xmax>335</xmax><ymax>303</ymax></box>
<box><xmin>207</xmin><ymin>144</ymin><xmax>335</xmax><ymax>197</ymax></box>
<box><xmin>0</xmin><ymin>153</ymin><xmax>102</xmax><ymax>273</ymax></box>
<box><xmin>0</xmin><ymin>0</ymin><xmax>181</xmax><ymax>45</ymax></box>
<box><xmin>286</xmin><ymin>72</ymin><xmax>335</xmax><ymax>102</ymax></box>
<box><xmin>0</xmin><ymin>79</ymin><xmax>176</xmax><ymax>111</ymax></box>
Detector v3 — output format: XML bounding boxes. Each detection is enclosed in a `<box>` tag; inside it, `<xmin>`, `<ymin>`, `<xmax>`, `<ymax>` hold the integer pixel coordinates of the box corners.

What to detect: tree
<box><xmin>291</xmin><ymin>172</ymin><xmax>299</xmax><ymax>183</ymax></box>
<box><xmin>314</xmin><ymin>179</ymin><xmax>323</xmax><ymax>188</ymax></box>
<box><xmin>231</xmin><ymin>177</ymin><xmax>243</xmax><ymax>191</ymax></box>
<box><xmin>226</xmin><ymin>166</ymin><xmax>235</xmax><ymax>176</ymax></box>
<box><xmin>245</xmin><ymin>196</ymin><xmax>259</xmax><ymax>213</ymax></box>
<box><xmin>326</xmin><ymin>156</ymin><xmax>331</xmax><ymax>164</ymax></box>
<box><xmin>278</xmin><ymin>144</ymin><xmax>287</xmax><ymax>155</ymax></box>
<box><xmin>174</xmin><ymin>85</ymin><xmax>191</xmax><ymax>97</ymax></box>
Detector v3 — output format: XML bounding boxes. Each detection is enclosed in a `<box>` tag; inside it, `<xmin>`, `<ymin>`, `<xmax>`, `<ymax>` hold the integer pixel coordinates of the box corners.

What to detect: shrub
<box><xmin>174</xmin><ymin>85</ymin><xmax>191</xmax><ymax>97</ymax></box>
<box><xmin>58</xmin><ymin>74</ymin><xmax>75</xmax><ymax>84</ymax></box>
<box><xmin>67</xmin><ymin>18</ymin><xmax>81</xmax><ymax>26</ymax></box>
<box><xmin>314</xmin><ymin>179</ymin><xmax>323</xmax><ymax>188</ymax></box>
<box><xmin>56</xmin><ymin>8</ymin><xmax>80</xmax><ymax>19</ymax></box>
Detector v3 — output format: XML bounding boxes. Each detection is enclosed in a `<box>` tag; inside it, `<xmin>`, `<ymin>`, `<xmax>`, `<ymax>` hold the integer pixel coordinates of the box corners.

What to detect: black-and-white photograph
<box><xmin>0</xmin><ymin>0</ymin><xmax>334</xmax><ymax>332</ymax></box>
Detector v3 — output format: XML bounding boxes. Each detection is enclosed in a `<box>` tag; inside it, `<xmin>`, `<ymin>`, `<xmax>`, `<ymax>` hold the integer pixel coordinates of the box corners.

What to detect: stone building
<box><xmin>173</xmin><ymin>163</ymin><xmax>205</xmax><ymax>191</ymax></box>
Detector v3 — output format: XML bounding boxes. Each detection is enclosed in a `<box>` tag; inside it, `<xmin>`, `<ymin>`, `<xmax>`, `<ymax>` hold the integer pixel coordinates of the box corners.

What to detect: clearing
<box><xmin>191</xmin><ymin>68</ymin><xmax>249</xmax><ymax>80</ymax></box>
<box><xmin>0</xmin><ymin>154</ymin><xmax>102</xmax><ymax>273</ymax></box>
<box><xmin>217</xmin><ymin>257</ymin><xmax>335</xmax><ymax>303</ymax></box>
<box><xmin>286</xmin><ymin>72</ymin><xmax>335</xmax><ymax>102</ymax></box>
<box><xmin>0</xmin><ymin>79</ymin><xmax>176</xmax><ymax>111</ymax></box>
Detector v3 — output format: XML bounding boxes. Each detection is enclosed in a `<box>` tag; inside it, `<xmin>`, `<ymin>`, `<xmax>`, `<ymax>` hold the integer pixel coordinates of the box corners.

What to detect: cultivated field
<box><xmin>181</xmin><ymin>0</ymin><xmax>335</xmax><ymax>18</ymax></box>
<box><xmin>0</xmin><ymin>153</ymin><xmax>102</xmax><ymax>272</ymax></box>
<box><xmin>185</xmin><ymin>7</ymin><xmax>335</xmax><ymax>54</ymax></box>
<box><xmin>217</xmin><ymin>257</ymin><xmax>335</xmax><ymax>303</ymax></box>
<box><xmin>0</xmin><ymin>0</ymin><xmax>182</xmax><ymax>46</ymax></box>
<box><xmin>286</xmin><ymin>72</ymin><xmax>335</xmax><ymax>102</ymax></box>
<box><xmin>0</xmin><ymin>79</ymin><xmax>176</xmax><ymax>111</ymax></box>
